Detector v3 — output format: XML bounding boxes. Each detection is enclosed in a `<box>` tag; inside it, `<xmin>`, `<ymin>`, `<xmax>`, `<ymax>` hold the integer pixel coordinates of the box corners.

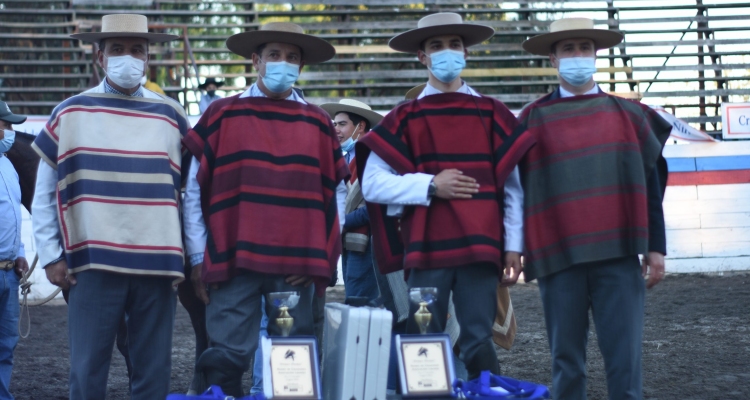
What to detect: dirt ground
<box><xmin>8</xmin><ymin>273</ymin><xmax>750</xmax><ymax>399</ymax></box>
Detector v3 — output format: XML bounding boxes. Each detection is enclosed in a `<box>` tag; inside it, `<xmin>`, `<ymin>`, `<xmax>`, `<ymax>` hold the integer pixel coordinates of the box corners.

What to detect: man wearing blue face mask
<box><xmin>31</xmin><ymin>14</ymin><xmax>189</xmax><ymax>400</ymax></box>
<box><xmin>356</xmin><ymin>12</ymin><xmax>535</xmax><ymax>379</ymax></box>
<box><xmin>183</xmin><ymin>22</ymin><xmax>349</xmax><ymax>396</ymax></box>
<box><xmin>0</xmin><ymin>101</ymin><xmax>28</xmax><ymax>400</ymax></box>
<box><xmin>520</xmin><ymin>18</ymin><xmax>671</xmax><ymax>400</ymax></box>
<box><xmin>320</xmin><ymin>99</ymin><xmax>383</xmax><ymax>301</ymax></box>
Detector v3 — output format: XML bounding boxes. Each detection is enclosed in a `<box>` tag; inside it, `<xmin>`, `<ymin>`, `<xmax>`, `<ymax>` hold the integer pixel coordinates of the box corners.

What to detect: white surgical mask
<box><xmin>105</xmin><ymin>55</ymin><xmax>145</xmax><ymax>89</ymax></box>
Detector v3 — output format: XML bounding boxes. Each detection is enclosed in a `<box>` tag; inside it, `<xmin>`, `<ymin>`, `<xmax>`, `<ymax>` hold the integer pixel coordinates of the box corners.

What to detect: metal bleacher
<box><xmin>1</xmin><ymin>0</ymin><xmax>749</xmax><ymax>136</ymax></box>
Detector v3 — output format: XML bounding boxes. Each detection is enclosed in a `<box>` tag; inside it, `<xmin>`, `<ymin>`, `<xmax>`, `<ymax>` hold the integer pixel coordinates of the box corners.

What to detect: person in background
<box><xmin>320</xmin><ymin>99</ymin><xmax>383</xmax><ymax>301</ymax></box>
<box><xmin>141</xmin><ymin>75</ymin><xmax>165</xmax><ymax>95</ymax></box>
<box><xmin>0</xmin><ymin>101</ymin><xmax>29</xmax><ymax>400</ymax></box>
<box><xmin>198</xmin><ymin>78</ymin><xmax>224</xmax><ymax>114</ymax></box>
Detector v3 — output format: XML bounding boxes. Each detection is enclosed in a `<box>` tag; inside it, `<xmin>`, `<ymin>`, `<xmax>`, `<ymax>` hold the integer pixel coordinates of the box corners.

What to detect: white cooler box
<box><xmin>322</xmin><ymin>303</ymin><xmax>393</xmax><ymax>400</ymax></box>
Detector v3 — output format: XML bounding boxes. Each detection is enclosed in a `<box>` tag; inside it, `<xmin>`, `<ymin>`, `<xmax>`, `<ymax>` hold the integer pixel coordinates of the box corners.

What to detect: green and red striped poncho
<box><xmin>519</xmin><ymin>92</ymin><xmax>671</xmax><ymax>281</ymax></box>
<box><xmin>184</xmin><ymin>96</ymin><xmax>350</xmax><ymax>295</ymax></box>
<box><xmin>356</xmin><ymin>92</ymin><xmax>535</xmax><ymax>275</ymax></box>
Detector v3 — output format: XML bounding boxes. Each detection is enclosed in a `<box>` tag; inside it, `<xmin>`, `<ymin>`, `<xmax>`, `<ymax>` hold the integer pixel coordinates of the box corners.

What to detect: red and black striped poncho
<box><xmin>518</xmin><ymin>92</ymin><xmax>671</xmax><ymax>281</ymax></box>
<box><xmin>184</xmin><ymin>96</ymin><xmax>350</xmax><ymax>295</ymax></box>
<box><xmin>356</xmin><ymin>92</ymin><xmax>535</xmax><ymax>274</ymax></box>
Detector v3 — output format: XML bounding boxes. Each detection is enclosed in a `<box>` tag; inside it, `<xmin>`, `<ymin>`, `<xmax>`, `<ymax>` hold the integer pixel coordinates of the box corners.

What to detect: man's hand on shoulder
<box><xmin>642</xmin><ymin>251</ymin><xmax>666</xmax><ymax>289</ymax></box>
<box><xmin>45</xmin><ymin>259</ymin><xmax>75</xmax><ymax>289</ymax></box>
<box><xmin>433</xmin><ymin>169</ymin><xmax>479</xmax><ymax>200</ymax></box>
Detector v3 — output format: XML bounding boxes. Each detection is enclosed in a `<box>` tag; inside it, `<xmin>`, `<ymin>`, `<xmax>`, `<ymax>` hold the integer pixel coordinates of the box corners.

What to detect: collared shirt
<box><xmin>0</xmin><ymin>154</ymin><xmax>25</xmax><ymax>261</ymax></box>
<box><xmin>361</xmin><ymin>82</ymin><xmax>525</xmax><ymax>252</ymax></box>
<box><xmin>559</xmin><ymin>83</ymin><xmax>600</xmax><ymax>98</ymax></box>
<box><xmin>32</xmin><ymin>80</ymin><xmax>164</xmax><ymax>267</ymax></box>
<box><xmin>417</xmin><ymin>81</ymin><xmax>480</xmax><ymax>98</ymax></box>
<box><xmin>184</xmin><ymin>83</ymin><xmax>343</xmax><ymax>266</ymax></box>
<box><xmin>103</xmin><ymin>78</ymin><xmax>144</xmax><ymax>97</ymax></box>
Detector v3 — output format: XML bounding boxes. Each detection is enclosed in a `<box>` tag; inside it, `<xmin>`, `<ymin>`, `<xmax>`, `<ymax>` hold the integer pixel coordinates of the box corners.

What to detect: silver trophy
<box><xmin>409</xmin><ymin>287</ymin><xmax>438</xmax><ymax>335</ymax></box>
<box><xmin>268</xmin><ymin>291</ymin><xmax>301</xmax><ymax>337</ymax></box>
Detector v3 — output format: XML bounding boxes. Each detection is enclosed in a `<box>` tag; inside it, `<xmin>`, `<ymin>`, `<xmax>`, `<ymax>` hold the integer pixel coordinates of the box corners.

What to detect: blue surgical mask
<box><xmin>260</xmin><ymin>60</ymin><xmax>300</xmax><ymax>93</ymax></box>
<box><xmin>0</xmin><ymin>129</ymin><xmax>15</xmax><ymax>153</ymax></box>
<box><xmin>340</xmin><ymin>127</ymin><xmax>361</xmax><ymax>153</ymax></box>
<box><xmin>558</xmin><ymin>57</ymin><xmax>597</xmax><ymax>87</ymax></box>
<box><xmin>341</xmin><ymin>137</ymin><xmax>355</xmax><ymax>153</ymax></box>
<box><xmin>427</xmin><ymin>49</ymin><xmax>466</xmax><ymax>84</ymax></box>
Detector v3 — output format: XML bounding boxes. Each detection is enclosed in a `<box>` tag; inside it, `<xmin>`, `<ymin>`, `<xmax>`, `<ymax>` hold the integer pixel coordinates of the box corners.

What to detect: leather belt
<box><xmin>0</xmin><ymin>260</ymin><xmax>14</xmax><ymax>271</ymax></box>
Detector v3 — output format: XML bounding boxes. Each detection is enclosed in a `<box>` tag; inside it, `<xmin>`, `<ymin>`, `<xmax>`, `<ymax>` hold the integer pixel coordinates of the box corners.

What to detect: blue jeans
<box><xmin>537</xmin><ymin>256</ymin><xmax>645</xmax><ymax>400</ymax></box>
<box><xmin>0</xmin><ymin>270</ymin><xmax>19</xmax><ymax>400</ymax></box>
<box><xmin>250</xmin><ymin>298</ymin><xmax>268</xmax><ymax>395</ymax></box>
<box><xmin>342</xmin><ymin>243</ymin><xmax>379</xmax><ymax>301</ymax></box>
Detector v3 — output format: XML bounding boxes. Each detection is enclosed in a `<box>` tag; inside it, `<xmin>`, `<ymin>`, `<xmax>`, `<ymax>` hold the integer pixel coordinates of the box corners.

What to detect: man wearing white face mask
<box><xmin>357</xmin><ymin>13</ymin><xmax>535</xmax><ymax>379</ymax></box>
<box><xmin>31</xmin><ymin>14</ymin><xmax>189</xmax><ymax>400</ymax></box>
<box><xmin>0</xmin><ymin>102</ymin><xmax>28</xmax><ymax>400</ymax></box>
<box><xmin>182</xmin><ymin>22</ymin><xmax>349</xmax><ymax>396</ymax></box>
<box><xmin>519</xmin><ymin>18</ymin><xmax>671</xmax><ymax>400</ymax></box>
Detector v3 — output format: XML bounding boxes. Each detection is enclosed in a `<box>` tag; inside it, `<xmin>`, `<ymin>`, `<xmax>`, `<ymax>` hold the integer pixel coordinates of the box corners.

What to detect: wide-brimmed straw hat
<box><xmin>404</xmin><ymin>84</ymin><xmax>427</xmax><ymax>100</ymax></box>
<box><xmin>522</xmin><ymin>18</ymin><xmax>623</xmax><ymax>56</ymax></box>
<box><xmin>198</xmin><ymin>78</ymin><xmax>225</xmax><ymax>90</ymax></box>
<box><xmin>389</xmin><ymin>13</ymin><xmax>495</xmax><ymax>54</ymax></box>
<box><xmin>226</xmin><ymin>22</ymin><xmax>335</xmax><ymax>64</ymax></box>
<box><xmin>320</xmin><ymin>99</ymin><xmax>383</xmax><ymax>127</ymax></box>
<box><xmin>71</xmin><ymin>14</ymin><xmax>179</xmax><ymax>43</ymax></box>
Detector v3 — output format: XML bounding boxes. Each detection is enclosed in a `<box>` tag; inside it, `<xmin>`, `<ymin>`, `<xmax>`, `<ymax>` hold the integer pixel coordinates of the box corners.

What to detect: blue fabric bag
<box><xmin>166</xmin><ymin>385</ymin><xmax>267</xmax><ymax>400</ymax></box>
<box><xmin>453</xmin><ymin>371</ymin><xmax>550</xmax><ymax>399</ymax></box>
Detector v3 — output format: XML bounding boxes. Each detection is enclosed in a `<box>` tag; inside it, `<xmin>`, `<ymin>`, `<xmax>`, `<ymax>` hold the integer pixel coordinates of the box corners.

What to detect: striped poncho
<box><xmin>519</xmin><ymin>92</ymin><xmax>671</xmax><ymax>281</ymax></box>
<box><xmin>356</xmin><ymin>92</ymin><xmax>535</xmax><ymax>274</ymax></box>
<box><xmin>184</xmin><ymin>96</ymin><xmax>349</xmax><ymax>295</ymax></box>
<box><xmin>32</xmin><ymin>92</ymin><xmax>189</xmax><ymax>278</ymax></box>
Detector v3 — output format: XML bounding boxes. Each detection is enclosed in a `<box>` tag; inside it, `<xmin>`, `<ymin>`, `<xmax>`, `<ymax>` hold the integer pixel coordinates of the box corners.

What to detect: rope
<box><xmin>18</xmin><ymin>254</ymin><xmax>63</xmax><ymax>338</ymax></box>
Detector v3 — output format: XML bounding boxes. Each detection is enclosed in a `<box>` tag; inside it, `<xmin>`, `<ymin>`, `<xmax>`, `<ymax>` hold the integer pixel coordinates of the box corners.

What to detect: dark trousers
<box><xmin>198</xmin><ymin>271</ymin><xmax>314</xmax><ymax>396</ymax></box>
<box><xmin>342</xmin><ymin>243</ymin><xmax>380</xmax><ymax>301</ymax></box>
<box><xmin>68</xmin><ymin>269</ymin><xmax>177</xmax><ymax>400</ymax></box>
<box><xmin>537</xmin><ymin>256</ymin><xmax>645</xmax><ymax>400</ymax></box>
<box><xmin>407</xmin><ymin>264</ymin><xmax>500</xmax><ymax>379</ymax></box>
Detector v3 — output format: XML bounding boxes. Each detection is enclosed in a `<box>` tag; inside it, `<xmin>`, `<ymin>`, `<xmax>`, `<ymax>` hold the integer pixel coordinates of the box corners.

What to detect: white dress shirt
<box><xmin>31</xmin><ymin>81</ymin><xmax>165</xmax><ymax>267</ymax></box>
<box><xmin>184</xmin><ymin>83</ymin><xmax>348</xmax><ymax>266</ymax></box>
<box><xmin>361</xmin><ymin>82</ymin><xmax>524</xmax><ymax>252</ymax></box>
<box><xmin>559</xmin><ymin>84</ymin><xmax>600</xmax><ymax>98</ymax></box>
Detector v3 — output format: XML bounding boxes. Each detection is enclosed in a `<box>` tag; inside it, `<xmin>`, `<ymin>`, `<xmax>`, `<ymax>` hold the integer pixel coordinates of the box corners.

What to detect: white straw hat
<box><xmin>389</xmin><ymin>13</ymin><xmax>495</xmax><ymax>54</ymax></box>
<box><xmin>522</xmin><ymin>18</ymin><xmax>623</xmax><ymax>56</ymax></box>
<box><xmin>320</xmin><ymin>99</ymin><xmax>383</xmax><ymax>127</ymax></box>
<box><xmin>71</xmin><ymin>14</ymin><xmax>179</xmax><ymax>43</ymax></box>
<box><xmin>226</xmin><ymin>22</ymin><xmax>336</xmax><ymax>64</ymax></box>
